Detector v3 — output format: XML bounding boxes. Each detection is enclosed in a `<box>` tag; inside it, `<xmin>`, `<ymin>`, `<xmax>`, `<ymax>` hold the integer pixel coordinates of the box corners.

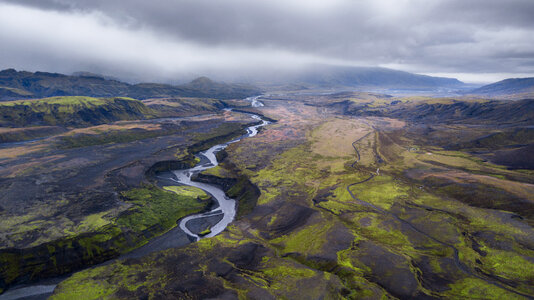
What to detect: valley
<box><xmin>0</xmin><ymin>95</ymin><xmax>261</xmax><ymax>296</ymax></box>
<box><xmin>2</xmin><ymin>1</ymin><xmax>534</xmax><ymax>299</ymax></box>
<box><xmin>1</xmin><ymin>91</ymin><xmax>528</xmax><ymax>299</ymax></box>
<box><xmin>0</xmin><ymin>72</ymin><xmax>533</xmax><ymax>299</ymax></box>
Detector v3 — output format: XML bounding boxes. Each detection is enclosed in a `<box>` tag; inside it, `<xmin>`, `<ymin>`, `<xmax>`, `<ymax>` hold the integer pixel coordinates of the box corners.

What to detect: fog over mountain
<box><xmin>0</xmin><ymin>0</ymin><xmax>533</xmax><ymax>83</ymax></box>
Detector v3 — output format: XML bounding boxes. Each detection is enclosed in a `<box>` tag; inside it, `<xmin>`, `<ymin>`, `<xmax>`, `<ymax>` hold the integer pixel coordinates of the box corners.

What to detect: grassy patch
<box><xmin>271</xmin><ymin>221</ymin><xmax>333</xmax><ymax>255</ymax></box>
<box><xmin>50</xmin><ymin>260</ymin><xmax>161</xmax><ymax>300</ymax></box>
<box><xmin>117</xmin><ymin>185</ymin><xmax>208</xmax><ymax>232</ymax></box>
<box><xmin>163</xmin><ymin>185</ymin><xmax>210</xmax><ymax>200</ymax></box>
<box><xmin>478</xmin><ymin>245</ymin><xmax>534</xmax><ymax>282</ymax></box>
<box><xmin>348</xmin><ymin>175</ymin><xmax>410</xmax><ymax>210</ymax></box>
<box><xmin>199</xmin><ymin>227</ymin><xmax>212</xmax><ymax>236</ymax></box>
<box><xmin>76</xmin><ymin>212</ymin><xmax>111</xmax><ymax>232</ymax></box>
<box><xmin>0</xmin><ymin>96</ymin><xmax>109</xmax><ymax>107</ymax></box>
<box><xmin>252</xmin><ymin>144</ymin><xmax>328</xmax><ymax>205</ymax></box>
<box><xmin>444</xmin><ymin>277</ymin><xmax>523</xmax><ymax>300</ymax></box>
<box><xmin>262</xmin><ymin>264</ymin><xmax>315</xmax><ymax>280</ymax></box>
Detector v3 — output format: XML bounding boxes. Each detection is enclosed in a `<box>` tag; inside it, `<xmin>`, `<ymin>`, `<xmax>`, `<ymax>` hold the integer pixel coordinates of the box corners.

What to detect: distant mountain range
<box><xmin>0</xmin><ymin>67</ymin><xmax>467</xmax><ymax>101</ymax></box>
<box><xmin>3</xmin><ymin>68</ymin><xmax>532</xmax><ymax>101</ymax></box>
<box><xmin>275</xmin><ymin>65</ymin><xmax>464</xmax><ymax>89</ymax></box>
<box><xmin>227</xmin><ymin>65</ymin><xmax>464</xmax><ymax>91</ymax></box>
<box><xmin>468</xmin><ymin>77</ymin><xmax>534</xmax><ymax>96</ymax></box>
<box><xmin>281</xmin><ymin>69</ymin><xmax>534</xmax><ymax>97</ymax></box>
<box><xmin>0</xmin><ymin>69</ymin><xmax>262</xmax><ymax>101</ymax></box>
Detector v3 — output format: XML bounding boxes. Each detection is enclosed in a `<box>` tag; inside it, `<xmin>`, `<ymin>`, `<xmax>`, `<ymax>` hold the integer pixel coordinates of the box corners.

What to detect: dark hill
<box><xmin>469</xmin><ymin>77</ymin><xmax>534</xmax><ymax>95</ymax></box>
<box><xmin>345</xmin><ymin>98</ymin><xmax>534</xmax><ymax>125</ymax></box>
<box><xmin>248</xmin><ymin>65</ymin><xmax>463</xmax><ymax>90</ymax></box>
<box><xmin>0</xmin><ymin>69</ymin><xmax>130</xmax><ymax>100</ymax></box>
<box><xmin>297</xmin><ymin>65</ymin><xmax>463</xmax><ymax>89</ymax></box>
<box><xmin>128</xmin><ymin>78</ymin><xmax>259</xmax><ymax>100</ymax></box>
<box><xmin>182</xmin><ymin>77</ymin><xmax>262</xmax><ymax>99</ymax></box>
<box><xmin>0</xmin><ymin>69</ymin><xmax>261</xmax><ymax>101</ymax></box>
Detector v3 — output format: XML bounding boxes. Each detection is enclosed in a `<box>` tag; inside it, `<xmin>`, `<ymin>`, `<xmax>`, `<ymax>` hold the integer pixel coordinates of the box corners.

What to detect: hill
<box><xmin>0</xmin><ymin>67</ymin><xmax>464</xmax><ymax>100</ymax></box>
<box><xmin>128</xmin><ymin>77</ymin><xmax>260</xmax><ymax>100</ymax></box>
<box><xmin>297</xmin><ymin>65</ymin><xmax>463</xmax><ymax>88</ymax></box>
<box><xmin>0</xmin><ymin>96</ymin><xmax>152</xmax><ymax>127</ymax></box>
<box><xmin>0</xmin><ymin>69</ymin><xmax>130</xmax><ymax>100</ymax></box>
<box><xmin>347</xmin><ymin>98</ymin><xmax>534</xmax><ymax>125</ymax></box>
<box><xmin>0</xmin><ymin>96</ymin><xmax>236</xmax><ymax>144</ymax></box>
<box><xmin>247</xmin><ymin>65</ymin><xmax>464</xmax><ymax>90</ymax></box>
<box><xmin>0</xmin><ymin>69</ymin><xmax>262</xmax><ymax>101</ymax></box>
<box><xmin>469</xmin><ymin>77</ymin><xmax>534</xmax><ymax>95</ymax></box>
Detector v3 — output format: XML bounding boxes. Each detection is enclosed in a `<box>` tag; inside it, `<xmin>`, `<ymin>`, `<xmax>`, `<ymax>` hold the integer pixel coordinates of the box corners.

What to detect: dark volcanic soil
<box><xmin>0</xmin><ymin>111</ymin><xmax>257</xmax><ymax>293</ymax></box>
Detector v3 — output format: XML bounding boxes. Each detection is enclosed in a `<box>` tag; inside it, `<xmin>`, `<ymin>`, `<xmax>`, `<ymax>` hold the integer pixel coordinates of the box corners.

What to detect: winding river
<box><xmin>245</xmin><ymin>95</ymin><xmax>265</xmax><ymax>107</ymax></box>
<box><xmin>0</xmin><ymin>101</ymin><xmax>268</xmax><ymax>300</ymax></box>
<box><xmin>174</xmin><ymin>114</ymin><xmax>268</xmax><ymax>240</ymax></box>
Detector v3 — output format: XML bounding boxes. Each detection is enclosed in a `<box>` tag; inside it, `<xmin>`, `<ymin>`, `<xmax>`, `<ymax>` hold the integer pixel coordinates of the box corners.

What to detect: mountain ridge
<box><xmin>230</xmin><ymin>65</ymin><xmax>464</xmax><ymax>90</ymax></box>
<box><xmin>295</xmin><ymin>65</ymin><xmax>463</xmax><ymax>88</ymax></box>
<box><xmin>468</xmin><ymin>77</ymin><xmax>534</xmax><ymax>95</ymax></box>
<box><xmin>0</xmin><ymin>69</ymin><xmax>262</xmax><ymax>101</ymax></box>
<box><xmin>0</xmin><ymin>96</ymin><xmax>151</xmax><ymax>127</ymax></box>
<box><xmin>0</xmin><ymin>66</ymin><xmax>468</xmax><ymax>101</ymax></box>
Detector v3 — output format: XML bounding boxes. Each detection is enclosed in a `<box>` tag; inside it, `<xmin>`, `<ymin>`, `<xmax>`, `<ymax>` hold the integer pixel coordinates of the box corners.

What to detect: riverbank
<box><xmin>0</xmin><ymin>111</ymin><xmax>259</xmax><ymax>297</ymax></box>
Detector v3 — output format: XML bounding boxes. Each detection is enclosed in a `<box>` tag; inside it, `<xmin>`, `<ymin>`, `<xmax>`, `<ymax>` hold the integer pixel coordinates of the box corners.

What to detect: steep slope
<box><xmin>0</xmin><ymin>86</ymin><xmax>34</xmax><ymax>100</ymax></box>
<box><xmin>0</xmin><ymin>69</ymin><xmax>130</xmax><ymax>100</ymax></box>
<box><xmin>297</xmin><ymin>65</ymin><xmax>463</xmax><ymax>88</ymax></box>
<box><xmin>0</xmin><ymin>69</ymin><xmax>261</xmax><ymax>101</ymax></box>
<box><xmin>0</xmin><ymin>96</ymin><xmax>152</xmax><ymax>127</ymax></box>
<box><xmin>247</xmin><ymin>65</ymin><xmax>464</xmax><ymax>90</ymax></box>
<box><xmin>183</xmin><ymin>77</ymin><xmax>262</xmax><ymax>99</ymax></box>
<box><xmin>141</xmin><ymin>97</ymin><xmax>227</xmax><ymax>118</ymax></box>
<box><xmin>127</xmin><ymin>78</ymin><xmax>260</xmax><ymax>100</ymax></box>
<box><xmin>470</xmin><ymin>78</ymin><xmax>534</xmax><ymax>95</ymax></box>
<box><xmin>344</xmin><ymin>98</ymin><xmax>534</xmax><ymax>125</ymax></box>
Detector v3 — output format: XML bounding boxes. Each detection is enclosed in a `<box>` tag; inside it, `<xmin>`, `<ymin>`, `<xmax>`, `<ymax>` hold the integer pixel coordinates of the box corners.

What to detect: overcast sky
<box><xmin>0</xmin><ymin>0</ymin><xmax>533</xmax><ymax>83</ymax></box>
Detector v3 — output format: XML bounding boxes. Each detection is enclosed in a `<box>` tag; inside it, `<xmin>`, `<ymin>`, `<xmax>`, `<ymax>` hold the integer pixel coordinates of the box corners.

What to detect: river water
<box><xmin>175</xmin><ymin>114</ymin><xmax>268</xmax><ymax>240</ymax></box>
<box><xmin>245</xmin><ymin>95</ymin><xmax>264</xmax><ymax>107</ymax></box>
<box><xmin>0</xmin><ymin>106</ymin><xmax>268</xmax><ymax>300</ymax></box>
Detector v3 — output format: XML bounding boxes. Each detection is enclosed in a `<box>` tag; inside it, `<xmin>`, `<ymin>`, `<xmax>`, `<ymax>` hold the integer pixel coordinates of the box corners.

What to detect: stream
<box><xmin>174</xmin><ymin>114</ymin><xmax>268</xmax><ymax>240</ymax></box>
<box><xmin>244</xmin><ymin>95</ymin><xmax>264</xmax><ymax>107</ymax></box>
<box><xmin>0</xmin><ymin>102</ymin><xmax>268</xmax><ymax>300</ymax></box>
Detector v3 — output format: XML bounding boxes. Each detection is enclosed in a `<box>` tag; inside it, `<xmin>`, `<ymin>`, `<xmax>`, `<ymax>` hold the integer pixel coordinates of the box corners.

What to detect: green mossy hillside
<box><xmin>0</xmin><ymin>96</ymin><xmax>152</xmax><ymax>127</ymax></box>
<box><xmin>50</xmin><ymin>227</ymin><xmax>359</xmax><ymax>300</ymax></box>
<box><xmin>0</xmin><ymin>184</ymin><xmax>210</xmax><ymax>292</ymax></box>
<box><xmin>117</xmin><ymin>185</ymin><xmax>209</xmax><ymax>232</ymax></box>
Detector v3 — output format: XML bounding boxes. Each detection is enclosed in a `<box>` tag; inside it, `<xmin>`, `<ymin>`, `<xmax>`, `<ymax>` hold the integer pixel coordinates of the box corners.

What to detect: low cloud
<box><xmin>1</xmin><ymin>0</ymin><xmax>533</xmax><ymax>83</ymax></box>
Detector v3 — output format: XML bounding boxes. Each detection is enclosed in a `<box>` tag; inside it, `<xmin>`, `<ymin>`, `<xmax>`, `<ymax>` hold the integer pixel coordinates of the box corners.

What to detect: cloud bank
<box><xmin>1</xmin><ymin>0</ymin><xmax>533</xmax><ymax>83</ymax></box>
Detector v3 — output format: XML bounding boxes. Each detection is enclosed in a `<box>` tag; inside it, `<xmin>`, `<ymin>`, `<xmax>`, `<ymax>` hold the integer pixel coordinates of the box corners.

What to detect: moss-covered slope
<box><xmin>0</xmin><ymin>183</ymin><xmax>210</xmax><ymax>294</ymax></box>
<box><xmin>0</xmin><ymin>96</ymin><xmax>153</xmax><ymax>127</ymax></box>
